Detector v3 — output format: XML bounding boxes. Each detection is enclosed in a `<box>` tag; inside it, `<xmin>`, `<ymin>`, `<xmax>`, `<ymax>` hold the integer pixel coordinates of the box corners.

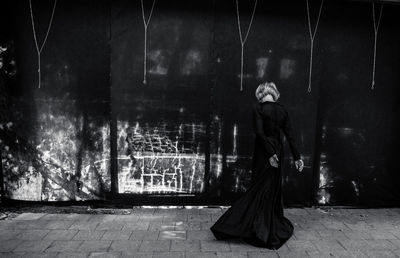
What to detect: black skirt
<box><xmin>210</xmin><ymin>148</ymin><xmax>293</xmax><ymax>249</ymax></box>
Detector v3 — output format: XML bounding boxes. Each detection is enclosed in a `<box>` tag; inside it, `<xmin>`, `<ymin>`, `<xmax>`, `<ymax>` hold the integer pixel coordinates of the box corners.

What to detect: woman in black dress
<box><xmin>210</xmin><ymin>82</ymin><xmax>304</xmax><ymax>249</ymax></box>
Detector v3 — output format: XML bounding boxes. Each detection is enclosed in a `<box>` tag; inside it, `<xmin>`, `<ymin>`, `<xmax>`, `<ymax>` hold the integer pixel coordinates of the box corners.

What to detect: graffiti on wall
<box><xmin>117</xmin><ymin>121</ymin><xmax>205</xmax><ymax>194</ymax></box>
<box><xmin>0</xmin><ymin>99</ymin><xmax>110</xmax><ymax>201</ymax></box>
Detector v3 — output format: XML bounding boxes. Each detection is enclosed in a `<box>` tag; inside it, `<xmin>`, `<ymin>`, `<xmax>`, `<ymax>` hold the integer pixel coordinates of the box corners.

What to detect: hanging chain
<box><xmin>29</xmin><ymin>0</ymin><xmax>58</xmax><ymax>89</ymax></box>
<box><xmin>306</xmin><ymin>0</ymin><xmax>324</xmax><ymax>93</ymax></box>
<box><xmin>235</xmin><ymin>0</ymin><xmax>258</xmax><ymax>91</ymax></box>
<box><xmin>140</xmin><ymin>0</ymin><xmax>156</xmax><ymax>85</ymax></box>
<box><xmin>371</xmin><ymin>2</ymin><xmax>383</xmax><ymax>90</ymax></box>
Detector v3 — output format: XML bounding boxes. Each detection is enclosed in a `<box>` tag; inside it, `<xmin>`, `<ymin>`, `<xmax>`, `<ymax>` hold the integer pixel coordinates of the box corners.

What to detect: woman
<box><xmin>210</xmin><ymin>82</ymin><xmax>304</xmax><ymax>249</ymax></box>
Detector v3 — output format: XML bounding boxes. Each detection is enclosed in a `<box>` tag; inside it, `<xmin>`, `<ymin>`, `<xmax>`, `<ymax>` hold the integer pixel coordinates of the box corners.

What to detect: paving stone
<box><xmin>0</xmin><ymin>230</ymin><xmax>22</xmax><ymax>241</ymax></box>
<box><xmin>148</xmin><ymin>222</ymin><xmax>176</xmax><ymax>231</ymax></box>
<box><xmin>272</xmin><ymin>250</ymin><xmax>306</xmax><ymax>258</ymax></box>
<box><xmin>113</xmin><ymin>215</ymin><xmax>140</xmax><ymax>222</ymax></box>
<box><xmin>88</xmin><ymin>215</ymin><xmax>117</xmax><ymax>223</ymax></box>
<box><xmin>24</xmin><ymin>252</ymin><xmax>60</xmax><ymax>258</ymax></box>
<box><xmin>389</xmin><ymin>229</ymin><xmax>400</xmax><ymax>239</ymax></box>
<box><xmin>45</xmin><ymin>214</ymin><xmax>93</xmax><ymax>221</ymax></box>
<box><xmin>15</xmin><ymin>230</ymin><xmax>50</xmax><ymax>240</ymax></box>
<box><xmin>163</xmin><ymin>214</ymin><xmax>188</xmax><ymax>222</ymax></box>
<box><xmin>96</xmin><ymin>222</ymin><xmax>125</xmax><ymax>231</ymax></box>
<box><xmin>152</xmin><ymin>251</ymin><xmax>185</xmax><ymax>258</ymax></box>
<box><xmin>0</xmin><ymin>252</ymin><xmax>25</xmax><ymax>258</ymax></box>
<box><xmin>121</xmin><ymin>252</ymin><xmax>152</xmax><ymax>258</ymax></box>
<box><xmin>286</xmin><ymin>240</ymin><xmax>318</xmax><ymax>252</ymax></box>
<box><xmin>200</xmin><ymin>222</ymin><xmax>215</xmax><ymax>230</ymax></box>
<box><xmin>45</xmin><ymin>240</ymin><xmax>83</xmax><ymax>252</ymax></box>
<box><xmin>175</xmin><ymin>221</ymin><xmax>201</xmax><ymax>230</ymax></box>
<box><xmin>170</xmin><ymin>240</ymin><xmax>200</xmax><ymax>251</ymax></box>
<box><xmin>138</xmin><ymin>215</ymin><xmax>164</xmax><ymax>222</ymax></box>
<box><xmin>321</xmin><ymin>221</ymin><xmax>350</xmax><ymax>231</ymax></box>
<box><xmin>73</xmin><ymin>230</ymin><xmax>106</xmax><ymax>240</ymax></box>
<box><xmin>138</xmin><ymin>240</ymin><xmax>171</xmax><ymax>252</ymax></box>
<box><xmin>43</xmin><ymin>220</ymin><xmax>75</xmax><ymax>230</ymax></box>
<box><xmin>0</xmin><ymin>240</ymin><xmax>23</xmax><ymax>252</ymax></box>
<box><xmin>201</xmin><ymin>240</ymin><xmax>231</xmax><ymax>252</ymax></box>
<box><xmin>2</xmin><ymin>221</ymin><xmax>47</xmax><ymax>230</ymax></box>
<box><xmin>77</xmin><ymin>241</ymin><xmax>112</xmax><ymax>252</ymax></box>
<box><xmin>228</xmin><ymin>239</ymin><xmax>267</xmax><ymax>252</ymax></box>
<box><xmin>14</xmin><ymin>213</ymin><xmax>46</xmax><ymax>220</ymax></box>
<box><xmin>338</xmin><ymin>239</ymin><xmax>369</xmax><ymax>252</ymax></box>
<box><xmin>389</xmin><ymin>239</ymin><xmax>400</xmax><ymax>248</ymax></box>
<box><xmin>69</xmin><ymin>221</ymin><xmax>99</xmax><ymax>231</ymax></box>
<box><xmin>184</xmin><ymin>252</ymin><xmax>218</xmax><ymax>258</ymax></box>
<box><xmin>187</xmin><ymin>230</ymin><xmax>215</xmax><ymax>240</ymax></box>
<box><xmin>13</xmin><ymin>240</ymin><xmax>54</xmax><ymax>252</ymax></box>
<box><xmin>88</xmin><ymin>252</ymin><xmax>122</xmax><ymax>258</ymax></box>
<box><xmin>3</xmin><ymin>208</ymin><xmax>400</xmax><ymax>258</ymax></box>
<box><xmin>294</xmin><ymin>230</ymin><xmax>321</xmax><ymax>240</ymax></box>
<box><xmin>363</xmin><ymin>239</ymin><xmax>397</xmax><ymax>250</ymax></box>
<box><xmin>368</xmin><ymin>230</ymin><xmax>398</xmax><ymax>240</ymax></box>
<box><xmin>129</xmin><ymin>231</ymin><xmax>159</xmax><ymax>240</ymax></box>
<box><xmin>341</xmin><ymin>230</ymin><xmax>372</xmax><ymax>240</ymax></box>
<box><xmin>361</xmin><ymin>250</ymin><xmax>396</xmax><ymax>258</ymax></box>
<box><xmin>247</xmin><ymin>251</ymin><xmax>279</xmax><ymax>258</ymax></box>
<box><xmin>57</xmin><ymin>252</ymin><xmax>89</xmax><ymax>258</ymax></box>
<box><xmin>159</xmin><ymin>231</ymin><xmax>186</xmax><ymax>240</ymax></box>
<box><xmin>188</xmin><ymin>214</ymin><xmax>212</xmax><ymax>222</ymax></box>
<box><xmin>101</xmin><ymin>230</ymin><xmax>132</xmax><ymax>240</ymax></box>
<box><xmin>109</xmin><ymin>240</ymin><xmax>141</xmax><ymax>252</ymax></box>
<box><xmin>343</xmin><ymin>221</ymin><xmax>374</xmax><ymax>231</ymax></box>
<box><xmin>311</xmin><ymin>239</ymin><xmax>346</xmax><ymax>252</ymax></box>
<box><xmin>44</xmin><ymin>229</ymin><xmax>79</xmax><ymax>240</ymax></box>
<box><xmin>307</xmin><ymin>250</ymin><xmax>353</xmax><ymax>258</ymax></box>
<box><xmin>216</xmin><ymin>252</ymin><xmax>248</xmax><ymax>258</ymax></box>
<box><xmin>0</xmin><ymin>221</ymin><xmax>16</xmax><ymax>230</ymax></box>
<box><xmin>122</xmin><ymin>222</ymin><xmax>150</xmax><ymax>231</ymax></box>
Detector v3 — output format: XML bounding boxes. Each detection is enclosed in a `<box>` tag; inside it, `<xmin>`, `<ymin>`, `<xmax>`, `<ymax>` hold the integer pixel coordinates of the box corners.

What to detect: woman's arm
<box><xmin>252</xmin><ymin>104</ymin><xmax>276</xmax><ymax>157</ymax></box>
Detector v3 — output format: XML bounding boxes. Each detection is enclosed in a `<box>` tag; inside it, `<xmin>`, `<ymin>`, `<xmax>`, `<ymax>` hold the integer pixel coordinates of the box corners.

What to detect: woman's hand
<box><xmin>295</xmin><ymin>159</ymin><xmax>304</xmax><ymax>172</ymax></box>
<box><xmin>269</xmin><ymin>154</ymin><xmax>279</xmax><ymax>168</ymax></box>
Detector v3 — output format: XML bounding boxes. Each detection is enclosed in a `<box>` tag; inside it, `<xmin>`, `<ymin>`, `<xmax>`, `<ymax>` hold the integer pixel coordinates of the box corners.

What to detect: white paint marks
<box><xmin>29</xmin><ymin>0</ymin><xmax>58</xmax><ymax>89</ymax></box>
<box><xmin>371</xmin><ymin>2</ymin><xmax>383</xmax><ymax>90</ymax></box>
<box><xmin>235</xmin><ymin>0</ymin><xmax>258</xmax><ymax>91</ymax></box>
<box><xmin>305</xmin><ymin>0</ymin><xmax>324</xmax><ymax>93</ymax></box>
<box><xmin>181</xmin><ymin>49</ymin><xmax>202</xmax><ymax>75</ymax></box>
<box><xmin>280</xmin><ymin>58</ymin><xmax>295</xmax><ymax>79</ymax></box>
<box><xmin>233</xmin><ymin>124</ymin><xmax>238</xmax><ymax>156</ymax></box>
<box><xmin>256</xmin><ymin>57</ymin><xmax>268</xmax><ymax>79</ymax></box>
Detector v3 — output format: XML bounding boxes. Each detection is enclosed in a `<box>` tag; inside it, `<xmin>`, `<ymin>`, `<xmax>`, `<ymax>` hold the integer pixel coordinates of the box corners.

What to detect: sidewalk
<box><xmin>0</xmin><ymin>207</ymin><xmax>400</xmax><ymax>258</ymax></box>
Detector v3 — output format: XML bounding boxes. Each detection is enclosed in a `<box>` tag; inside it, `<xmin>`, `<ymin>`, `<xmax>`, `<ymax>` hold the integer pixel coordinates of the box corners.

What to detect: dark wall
<box><xmin>314</xmin><ymin>1</ymin><xmax>400</xmax><ymax>206</ymax></box>
<box><xmin>1</xmin><ymin>0</ymin><xmax>111</xmax><ymax>201</ymax></box>
<box><xmin>1</xmin><ymin>0</ymin><xmax>399</xmax><ymax>206</ymax></box>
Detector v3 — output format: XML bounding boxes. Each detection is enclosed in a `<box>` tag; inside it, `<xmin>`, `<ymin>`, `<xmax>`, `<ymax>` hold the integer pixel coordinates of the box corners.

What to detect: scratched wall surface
<box><xmin>314</xmin><ymin>2</ymin><xmax>400</xmax><ymax>206</ymax></box>
<box><xmin>111</xmin><ymin>0</ymin><xmax>213</xmax><ymax>194</ymax></box>
<box><xmin>0</xmin><ymin>0</ymin><xmax>111</xmax><ymax>201</ymax></box>
<box><xmin>2</xmin><ymin>0</ymin><xmax>400</xmax><ymax>206</ymax></box>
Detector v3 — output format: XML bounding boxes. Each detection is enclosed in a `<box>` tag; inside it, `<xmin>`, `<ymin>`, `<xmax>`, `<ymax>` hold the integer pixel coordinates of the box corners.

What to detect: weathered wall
<box><xmin>1</xmin><ymin>0</ymin><xmax>399</xmax><ymax>206</ymax></box>
<box><xmin>1</xmin><ymin>0</ymin><xmax>111</xmax><ymax>201</ymax></box>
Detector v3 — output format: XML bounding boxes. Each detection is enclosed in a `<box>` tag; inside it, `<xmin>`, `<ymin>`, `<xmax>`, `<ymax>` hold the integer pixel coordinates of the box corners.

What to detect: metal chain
<box><xmin>235</xmin><ymin>0</ymin><xmax>258</xmax><ymax>91</ymax></box>
<box><xmin>29</xmin><ymin>0</ymin><xmax>58</xmax><ymax>89</ymax></box>
<box><xmin>306</xmin><ymin>0</ymin><xmax>324</xmax><ymax>93</ymax></box>
<box><xmin>140</xmin><ymin>0</ymin><xmax>156</xmax><ymax>85</ymax></box>
<box><xmin>371</xmin><ymin>2</ymin><xmax>383</xmax><ymax>90</ymax></box>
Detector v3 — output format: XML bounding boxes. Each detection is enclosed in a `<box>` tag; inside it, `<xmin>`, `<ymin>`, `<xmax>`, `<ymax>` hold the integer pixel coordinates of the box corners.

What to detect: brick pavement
<box><xmin>0</xmin><ymin>208</ymin><xmax>399</xmax><ymax>257</ymax></box>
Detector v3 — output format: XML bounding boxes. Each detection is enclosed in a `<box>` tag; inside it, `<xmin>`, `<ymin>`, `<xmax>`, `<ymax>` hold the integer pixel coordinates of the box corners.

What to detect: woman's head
<box><xmin>255</xmin><ymin>82</ymin><xmax>280</xmax><ymax>102</ymax></box>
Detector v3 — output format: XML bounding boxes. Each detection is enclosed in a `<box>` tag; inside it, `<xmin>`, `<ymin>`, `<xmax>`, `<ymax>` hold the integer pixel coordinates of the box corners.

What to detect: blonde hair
<box><xmin>255</xmin><ymin>82</ymin><xmax>280</xmax><ymax>102</ymax></box>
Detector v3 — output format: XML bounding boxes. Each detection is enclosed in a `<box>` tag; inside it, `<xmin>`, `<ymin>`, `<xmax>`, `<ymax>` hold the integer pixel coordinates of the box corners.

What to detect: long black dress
<box><xmin>210</xmin><ymin>101</ymin><xmax>301</xmax><ymax>249</ymax></box>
